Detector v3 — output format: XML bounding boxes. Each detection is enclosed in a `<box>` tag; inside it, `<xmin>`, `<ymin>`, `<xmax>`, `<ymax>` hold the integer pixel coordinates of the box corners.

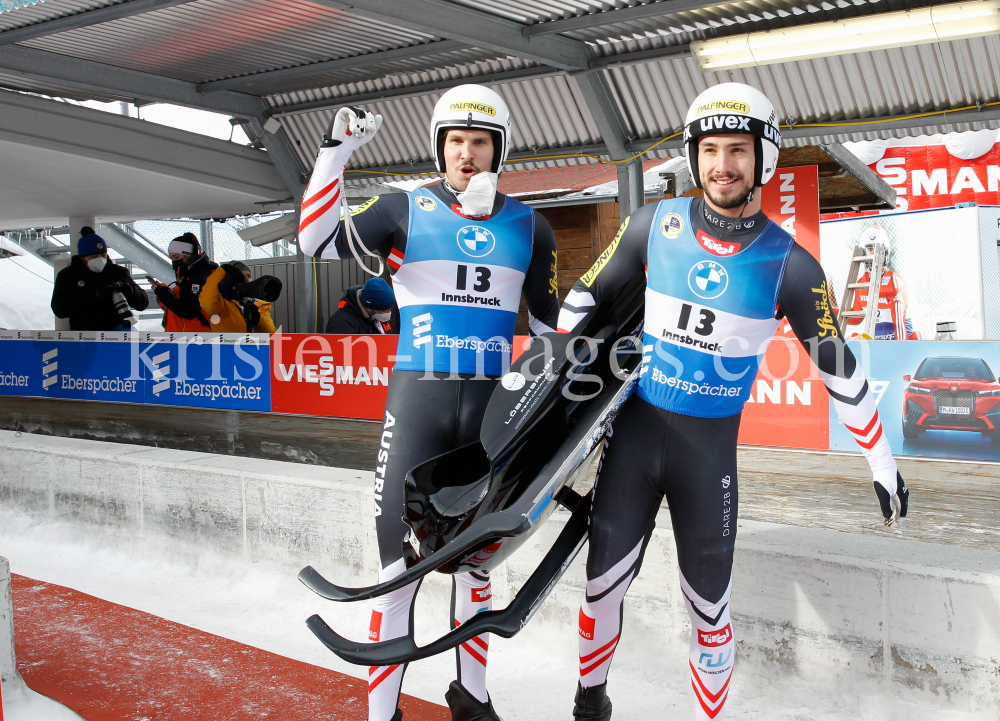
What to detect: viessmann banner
<box><xmin>739</xmin><ymin>164</ymin><xmax>830</xmax><ymax>450</ymax></box>
<box><xmin>268</xmin><ymin>334</ymin><xmax>534</xmax><ymax>419</ymax></box>
<box><xmin>269</xmin><ymin>333</ymin><xmax>396</xmax><ymax>420</ymax></box>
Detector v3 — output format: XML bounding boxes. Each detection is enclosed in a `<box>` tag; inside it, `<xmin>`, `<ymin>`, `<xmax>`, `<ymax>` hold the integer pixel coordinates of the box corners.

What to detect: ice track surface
<box><xmin>0</xmin><ymin>508</ymin><xmax>988</xmax><ymax>721</ymax></box>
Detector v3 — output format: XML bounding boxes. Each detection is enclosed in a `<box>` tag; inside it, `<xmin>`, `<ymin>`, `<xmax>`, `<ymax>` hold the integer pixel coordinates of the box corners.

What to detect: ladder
<box><xmin>838</xmin><ymin>242</ymin><xmax>888</xmax><ymax>338</ymax></box>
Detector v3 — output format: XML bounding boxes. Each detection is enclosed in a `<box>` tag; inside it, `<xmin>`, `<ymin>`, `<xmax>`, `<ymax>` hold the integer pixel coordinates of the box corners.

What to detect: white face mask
<box><xmin>86</xmin><ymin>257</ymin><xmax>107</xmax><ymax>273</ymax></box>
<box><xmin>457</xmin><ymin>171</ymin><xmax>498</xmax><ymax>217</ymax></box>
<box><xmin>372</xmin><ymin>311</ymin><xmax>392</xmax><ymax>323</ymax></box>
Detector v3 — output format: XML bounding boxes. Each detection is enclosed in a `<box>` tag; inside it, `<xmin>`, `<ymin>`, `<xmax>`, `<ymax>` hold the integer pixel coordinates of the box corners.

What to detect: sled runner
<box><xmin>300</xmin><ymin>275</ymin><xmax>645</xmax><ymax>664</ymax></box>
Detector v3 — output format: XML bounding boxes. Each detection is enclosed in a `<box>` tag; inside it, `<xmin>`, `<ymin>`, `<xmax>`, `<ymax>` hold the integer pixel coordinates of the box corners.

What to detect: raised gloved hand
<box><xmin>322</xmin><ymin>105</ymin><xmax>383</xmax><ymax>151</ymax></box>
<box><xmin>873</xmin><ymin>471</ymin><xmax>909</xmax><ymax>527</ymax></box>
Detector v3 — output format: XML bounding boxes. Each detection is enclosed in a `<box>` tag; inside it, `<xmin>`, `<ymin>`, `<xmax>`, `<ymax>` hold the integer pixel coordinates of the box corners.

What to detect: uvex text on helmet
<box><xmin>683</xmin><ymin>83</ymin><xmax>781</xmax><ymax>189</ymax></box>
<box><xmin>430</xmin><ymin>84</ymin><xmax>511</xmax><ymax>174</ymax></box>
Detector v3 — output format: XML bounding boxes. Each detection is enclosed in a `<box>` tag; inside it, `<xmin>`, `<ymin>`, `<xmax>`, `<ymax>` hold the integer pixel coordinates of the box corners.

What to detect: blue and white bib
<box><xmin>392</xmin><ymin>190</ymin><xmax>535</xmax><ymax>376</ymax></box>
<box><xmin>638</xmin><ymin>198</ymin><xmax>793</xmax><ymax>418</ymax></box>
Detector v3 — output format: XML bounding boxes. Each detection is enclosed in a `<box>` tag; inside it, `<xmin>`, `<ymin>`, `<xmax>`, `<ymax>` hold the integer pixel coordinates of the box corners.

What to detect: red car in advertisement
<box><xmin>901</xmin><ymin>356</ymin><xmax>1000</xmax><ymax>444</ymax></box>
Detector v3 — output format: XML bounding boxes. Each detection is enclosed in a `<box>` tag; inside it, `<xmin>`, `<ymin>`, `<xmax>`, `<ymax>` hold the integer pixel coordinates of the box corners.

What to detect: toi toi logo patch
<box><xmin>369</xmin><ymin>611</ymin><xmax>382</xmax><ymax>642</ymax></box>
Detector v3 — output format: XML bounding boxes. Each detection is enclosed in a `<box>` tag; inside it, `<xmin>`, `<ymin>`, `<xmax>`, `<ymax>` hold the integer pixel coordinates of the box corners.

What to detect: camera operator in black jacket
<box><xmin>151</xmin><ymin>232</ymin><xmax>217</xmax><ymax>331</ymax></box>
<box><xmin>51</xmin><ymin>227</ymin><xmax>149</xmax><ymax>331</ymax></box>
<box><xmin>325</xmin><ymin>277</ymin><xmax>396</xmax><ymax>335</ymax></box>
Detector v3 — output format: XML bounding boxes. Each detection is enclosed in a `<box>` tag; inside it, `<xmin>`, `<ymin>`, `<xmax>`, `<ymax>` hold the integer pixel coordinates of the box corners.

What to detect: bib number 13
<box><xmin>677</xmin><ymin>303</ymin><xmax>715</xmax><ymax>336</ymax></box>
<box><xmin>456</xmin><ymin>264</ymin><xmax>491</xmax><ymax>292</ymax></box>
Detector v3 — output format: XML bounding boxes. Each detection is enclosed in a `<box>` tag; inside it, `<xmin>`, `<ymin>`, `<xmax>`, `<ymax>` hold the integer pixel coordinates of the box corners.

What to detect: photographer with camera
<box><xmin>199</xmin><ymin>260</ymin><xmax>281</xmax><ymax>333</ymax></box>
<box><xmin>51</xmin><ymin>226</ymin><xmax>148</xmax><ymax>331</ymax></box>
<box><xmin>152</xmin><ymin>232</ymin><xmax>217</xmax><ymax>331</ymax></box>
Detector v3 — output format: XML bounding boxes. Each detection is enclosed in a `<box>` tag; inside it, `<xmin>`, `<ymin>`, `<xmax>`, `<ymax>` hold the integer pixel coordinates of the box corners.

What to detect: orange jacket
<box><xmin>157</xmin><ymin>284</ymin><xmax>212</xmax><ymax>332</ymax></box>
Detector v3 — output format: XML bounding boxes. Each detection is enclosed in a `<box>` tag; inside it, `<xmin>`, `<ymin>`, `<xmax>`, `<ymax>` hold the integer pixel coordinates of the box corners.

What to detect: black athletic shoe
<box><xmin>389</xmin><ymin>710</ymin><xmax>402</xmax><ymax>721</ymax></box>
<box><xmin>445</xmin><ymin>680</ymin><xmax>503</xmax><ymax>720</ymax></box>
<box><xmin>573</xmin><ymin>682</ymin><xmax>612</xmax><ymax>721</ymax></box>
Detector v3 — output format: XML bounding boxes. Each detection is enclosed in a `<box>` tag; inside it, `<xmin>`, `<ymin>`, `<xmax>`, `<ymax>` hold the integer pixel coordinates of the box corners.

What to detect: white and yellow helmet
<box><xmin>430</xmin><ymin>84</ymin><xmax>511</xmax><ymax>174</ymax></box>
<box><xmin>683</xmin><ymin>82</ymin><xmax>781</xmax><ymax>188</ymax></box>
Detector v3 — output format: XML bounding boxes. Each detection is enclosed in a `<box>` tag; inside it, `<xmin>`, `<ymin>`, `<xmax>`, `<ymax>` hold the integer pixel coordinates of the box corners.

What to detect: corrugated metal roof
<box><xmin>272</xmin><ymin>30</ymin><xmax>1000</xmax><ymax>182</ymax></box>
<box><xmin>277</xmin><ymin>67</ymin><xmax>610</xmax><ymax>175</ymax></box>
<box><xmin>21</xmin><ymin>0</ymin><xmax>440</xmax><ymax>84</ymax></box>
<box><xmin>446</xmin><ymin>0</ymin><xmax>628</xmax><ymax>25</ymax></box>
<box><xmin>0</xmin><ymin>0</ymin><xmax>117</xmax><ymax>32</ymax></box>
<box><xmin>0</xmin><ymin>78</ymin><xmax>127</xmax><ymax>103</ymax></box>
<box><xmin>445</xmin><ymin>0</ymin><xmax>942</xmax><ymax>44</ymax></box>
<box><xmin>224</xmin><ymin>45</ymin><xmax>507</xmax><ymax>98</ymax></box>
<box><xmin>607</xmin><ymin>34</ymin><xmax>1000</xmax><ymax>139</ymax></box>
<box><xmin>0</xmin><ymin>0</ymin><xmax>997</xmax><ymax>192</ymax></box>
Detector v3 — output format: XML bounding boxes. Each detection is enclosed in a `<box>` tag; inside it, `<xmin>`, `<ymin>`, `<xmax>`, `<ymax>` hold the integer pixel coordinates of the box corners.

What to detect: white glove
<box><xmin>301</xmin><ymin>105</ymin><xmax>383</xmax><ymax>252</ymax></box>
<box><xmin>322</xmin><ymin>105</ymin><xmax>383</xmax><ymax>151</ymax></box>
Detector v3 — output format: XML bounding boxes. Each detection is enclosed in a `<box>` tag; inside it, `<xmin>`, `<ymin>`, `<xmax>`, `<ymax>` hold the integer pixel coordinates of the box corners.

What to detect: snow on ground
<box><xmin>0</xmin><ymin>508</ymin><xmax>988</xmax><ymax>721</ymax></box>
<box><xmin>0</xmin><ymin>238</ymin><xmax>55</xmax><ymax>330</ymax></box>
<box><xmin>2</xmin><ymin>680</ymin><xmax>85</xmax><ymax>721</ymax></box>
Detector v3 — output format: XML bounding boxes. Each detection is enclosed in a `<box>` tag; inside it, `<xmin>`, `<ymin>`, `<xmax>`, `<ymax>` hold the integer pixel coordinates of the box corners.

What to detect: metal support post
<box><xmin>295</xmin><ymin>244</ymin><xmax>316</xmax><ymax>332</ymax></box>
<box><xmin>68</xmin><ymin>216</ymin><xmax>96</xmax><ymax>248</ymax></box>
<box><xmin>616</xmin><ymin>158</ymin><xmax>644</xmax><ymax>220</ymax></box>
<box><xmin>200</xmin><ymin>219</ymin><xmax>214</xmax><ymax>261</ymax></box>
<box><xmin>249</xmin><ymin>114</ymin><xmax>314</xmax><ymax>333</ymax></box>
<box><xmin>293</xmin><ymin>209</ymin><xmax>315</xmax><ymax>333</ymax></box>
<box><xmin>570</xmin><ymin>70</ymin><xmax>643</xmax><ymax>219</ymax></box>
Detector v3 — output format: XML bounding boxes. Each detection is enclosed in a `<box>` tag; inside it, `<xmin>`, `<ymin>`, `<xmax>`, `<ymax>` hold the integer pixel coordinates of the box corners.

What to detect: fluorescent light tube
<box><xmin>691</xmin><ymin>0</ymin><xmax>1000</xmax><ymax>71</ymax></box>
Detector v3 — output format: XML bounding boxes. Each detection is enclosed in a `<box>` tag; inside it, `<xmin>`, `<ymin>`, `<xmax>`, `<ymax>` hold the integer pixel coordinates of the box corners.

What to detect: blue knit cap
<box><xmin>359</xmin><ymin>277</ymin><xmax>395</xmax><ymax>310</ymax></box>
<box><xmin>77</xmin><ymin>228</ymin><xmax>107</xmax><ymax>257</ymax></box>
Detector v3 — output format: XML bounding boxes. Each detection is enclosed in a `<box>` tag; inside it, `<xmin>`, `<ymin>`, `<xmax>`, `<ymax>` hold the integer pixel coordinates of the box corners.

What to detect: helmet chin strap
<box><xmin>718</xmin><ymin>186</ymin><xmax>755</xmax><ymax>245</ymax></box>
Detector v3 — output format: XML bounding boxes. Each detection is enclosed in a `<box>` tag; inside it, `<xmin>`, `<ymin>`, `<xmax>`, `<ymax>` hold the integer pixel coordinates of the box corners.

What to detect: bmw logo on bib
<box><xmin>457</xmin><ymin>226</ymin><xmax>496</xmax><ymax>258</ymax></box>
<box><xmin>688</xmin><ymin>260</ymin><xmax>728</xmax><ymax>299</ymax></box>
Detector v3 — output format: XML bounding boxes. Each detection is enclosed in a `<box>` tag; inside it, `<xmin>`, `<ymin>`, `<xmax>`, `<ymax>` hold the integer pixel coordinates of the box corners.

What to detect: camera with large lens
<box><xmin>112</xmin><ymin>291</ymin><xmax>137</xmax><ymax>328</ymax></box>
<box><xmin>218</xmin><ymin>263</ymin><xmax>282</xmax><ymax>303</ymax></box>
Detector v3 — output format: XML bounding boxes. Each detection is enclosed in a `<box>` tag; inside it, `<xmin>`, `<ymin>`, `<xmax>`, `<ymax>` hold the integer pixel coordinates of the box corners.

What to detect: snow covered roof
<box><xmin>493</xmin><ymin>157</ymin><xmax>687</xmax><ymax>207</ymax></box>
<box><xmin>0</xmin><ymin>235</ymin><xmax>54</xmax><ymax>330</ymax></box>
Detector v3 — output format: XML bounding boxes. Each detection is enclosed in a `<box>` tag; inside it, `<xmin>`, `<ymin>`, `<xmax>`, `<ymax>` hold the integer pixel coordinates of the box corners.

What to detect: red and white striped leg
<box><xmin>578</xmin><ymin>538</ymin><xmax>643</xmax><ymax>688</ymax></box>
<box><xmin>367</xmin><ymin>558</ymin><xmax>419</xmax><ymax>721</ymax></box>
<box><xmin>681</xmin><ymin>573</ymin><xmax>734</xmax><ymax>720</ymax></box>
<box><xmin>453</xmin><ymin>570</ymin><xmax>493</xmax><ymax>703</ymax></box>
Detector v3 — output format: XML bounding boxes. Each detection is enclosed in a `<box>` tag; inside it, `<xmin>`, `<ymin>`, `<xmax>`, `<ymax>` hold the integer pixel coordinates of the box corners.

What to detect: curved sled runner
<box><xmin>306</xmin><ymin>488</ymin><xmax>589</xmax><ymax>666</ymax></box>
<box><xmin>300</xmin><ymin>274</ymin><xmax>645</xmax><ymax>665</ymax></box>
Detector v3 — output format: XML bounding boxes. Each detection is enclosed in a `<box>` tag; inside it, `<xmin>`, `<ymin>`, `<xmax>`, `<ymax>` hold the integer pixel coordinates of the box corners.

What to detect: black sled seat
<box><xmin>299</xmin><ymin>275</ymin><xmax>645</xmax><ymax>665</ymax></box>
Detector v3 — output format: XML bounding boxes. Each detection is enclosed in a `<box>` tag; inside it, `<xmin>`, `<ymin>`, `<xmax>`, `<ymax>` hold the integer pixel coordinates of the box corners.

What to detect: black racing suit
<box><xmin>559</xmin><ymin>198</ymin><xmax>905</xmax><ymax>720</ymax></box>
<box><xmin>299</xmin><ymin>170</ymin><xmax>559</xmax><ymax>717</ymax></box>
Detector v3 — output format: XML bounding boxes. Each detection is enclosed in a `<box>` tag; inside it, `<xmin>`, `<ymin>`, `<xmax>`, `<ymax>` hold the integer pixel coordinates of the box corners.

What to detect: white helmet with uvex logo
<box><xmin>430</xmin><ymin>84</ymin><xmax>511</xmax><ymax>174</ymax></box>
<box><xmin>683</xmin><ymin>82</ymin><xmax>781</xmax><ymax>189</ymax></box>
